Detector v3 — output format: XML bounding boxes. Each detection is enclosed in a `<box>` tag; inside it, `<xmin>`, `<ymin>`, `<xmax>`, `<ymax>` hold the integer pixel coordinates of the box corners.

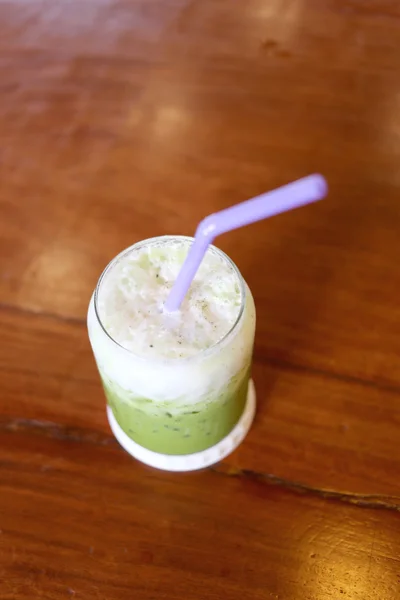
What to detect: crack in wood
<box><xmin>1</xmin><ymin>417</ymin><xmax>400</xmax><ymax>513</ymax></box>
<box><xmin>0</xmin><ymin>301</ymin><xmax>85</xmax><ymax>326</ymax></box>
<box><xmin>0</xmin><ymin>417</ymin><xmax>115</xmax><ymax>446</ymax></box>
<box><xmin>257</xmin><ymin>352</ymin><xmax>400</xmax><ymax>397</ymax></box>
<box><xmin>211</xmin><ymin>464</ymin><xmax>400</xmax><ymax>513</ymax></box>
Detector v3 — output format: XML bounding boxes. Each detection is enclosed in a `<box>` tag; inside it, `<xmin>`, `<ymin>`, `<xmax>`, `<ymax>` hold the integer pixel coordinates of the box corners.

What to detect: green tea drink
<box><xmin>88</xmin><ymin>236</ymin><xmax>256</xmax><ymax>465</ymax></box>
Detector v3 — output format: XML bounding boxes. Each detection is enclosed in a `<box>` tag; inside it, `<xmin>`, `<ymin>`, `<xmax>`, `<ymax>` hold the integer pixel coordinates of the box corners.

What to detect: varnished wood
<box><xmin>1</xmin><ymin>1</ymin><xmax>400</xmax><ymax>598</ymax></box>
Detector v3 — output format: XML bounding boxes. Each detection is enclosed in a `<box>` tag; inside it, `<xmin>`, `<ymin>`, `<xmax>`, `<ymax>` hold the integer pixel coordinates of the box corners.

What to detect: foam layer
<box><xmin>96</xmin><ymin>238</ymin><xmax>242</xmax><ymax>359</ymax></box>
<box><xmin>88</xmin><ymin>237</ymin><xmax>256</xmax><ymax>406</ymax></box>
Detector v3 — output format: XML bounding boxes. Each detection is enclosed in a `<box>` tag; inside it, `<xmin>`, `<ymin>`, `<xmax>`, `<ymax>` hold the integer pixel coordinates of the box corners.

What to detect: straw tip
<box><xmin>311</xmin><ymin>174</ymin><xmax>328</xmax><ymax>198</ymax></box>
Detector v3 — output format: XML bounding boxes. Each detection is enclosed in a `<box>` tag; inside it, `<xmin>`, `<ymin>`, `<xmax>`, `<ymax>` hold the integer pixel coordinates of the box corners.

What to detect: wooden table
<box><xmin>1</xmin><ymin>1</ymin><xmax>400</xmax><ymax>598</ymax></box>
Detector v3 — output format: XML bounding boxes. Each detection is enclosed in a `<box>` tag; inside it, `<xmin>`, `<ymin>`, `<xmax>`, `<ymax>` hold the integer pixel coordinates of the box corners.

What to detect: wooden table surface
<box><xmin>1</xmin><ymin>1</ymin><xmax>400</xmax><ymax>598</ymax></box>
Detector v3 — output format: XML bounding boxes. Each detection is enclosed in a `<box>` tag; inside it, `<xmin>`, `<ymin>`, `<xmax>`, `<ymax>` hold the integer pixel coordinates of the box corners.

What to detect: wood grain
<box><xmin>1</xmin><ymin>1</ymin><xmax>400</xmax><ymax>598</ymax></box>
<box><xmin>1</xmin><ymin>429</ymin><xmax>400</xmax><ymax>600</ymax></box>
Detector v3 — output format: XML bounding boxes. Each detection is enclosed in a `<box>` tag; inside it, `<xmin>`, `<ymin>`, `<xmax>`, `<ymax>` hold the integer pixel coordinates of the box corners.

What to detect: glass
<box><xmin>87</xmin><ymin>236</ymin><xmax>256</xmax><ymax>467</ymax></box>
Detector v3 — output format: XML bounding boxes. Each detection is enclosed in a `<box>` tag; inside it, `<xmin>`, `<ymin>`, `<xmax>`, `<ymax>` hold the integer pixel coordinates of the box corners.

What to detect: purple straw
<box><xmin>164</xmin><ymin>174</ymin><xmax>327</xmax><ymax>312</ymax></box>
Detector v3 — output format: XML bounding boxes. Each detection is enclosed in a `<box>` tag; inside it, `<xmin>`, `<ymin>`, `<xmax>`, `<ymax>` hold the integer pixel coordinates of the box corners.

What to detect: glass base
<box><xmin>107</xmin><ymin>380</ymin><xmax>256</xmax><ymax>472</ymax></box>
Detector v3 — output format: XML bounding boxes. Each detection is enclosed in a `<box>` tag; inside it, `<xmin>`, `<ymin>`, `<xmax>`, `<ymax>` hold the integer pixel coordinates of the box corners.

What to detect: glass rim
<box><xmin>93</xmin><ymin>235</ymin><xmax>246</xmax><ymax>364</ymax></box>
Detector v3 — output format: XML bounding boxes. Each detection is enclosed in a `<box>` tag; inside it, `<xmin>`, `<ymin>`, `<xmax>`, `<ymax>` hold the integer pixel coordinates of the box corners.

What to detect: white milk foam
<box><xmin>88</xmin><ymin>237</ymin><xmax>255</xmax><ymax>405</ymax></box>
<box><xmin>97</xmin><ymin>238</ymin><xmax>242</xmax><ymax>359</ymax></box>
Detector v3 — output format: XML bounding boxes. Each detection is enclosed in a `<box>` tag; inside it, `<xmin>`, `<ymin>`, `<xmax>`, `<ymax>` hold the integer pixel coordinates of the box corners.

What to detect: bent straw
<box><xmin>164</xmin><ymin>174</ymin><xmax>327</xmax><ymax>312</ymax></box>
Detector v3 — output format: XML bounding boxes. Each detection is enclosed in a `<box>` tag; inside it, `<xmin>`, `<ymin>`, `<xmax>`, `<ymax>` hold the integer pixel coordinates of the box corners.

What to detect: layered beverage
<box><xmin>88</xmin><ymin>236</ymin><xmax>256</xmax><ymax>466</ymax></box>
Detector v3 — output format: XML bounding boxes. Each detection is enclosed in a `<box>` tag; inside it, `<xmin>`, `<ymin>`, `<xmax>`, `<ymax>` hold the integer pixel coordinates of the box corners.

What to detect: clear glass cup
<box><xmin>87</xmin><ymin>236</ymin><xmax>256</xmax><ymax>470</ymax></box>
